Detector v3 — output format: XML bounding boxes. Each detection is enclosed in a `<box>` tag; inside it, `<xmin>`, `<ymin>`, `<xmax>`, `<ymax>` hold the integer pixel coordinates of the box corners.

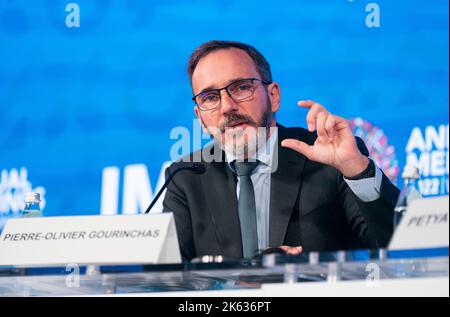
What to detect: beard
<box><xmin>202</xmin><ymin>97</ymin><xmax>273</xmax><ymax>160</ymax></box>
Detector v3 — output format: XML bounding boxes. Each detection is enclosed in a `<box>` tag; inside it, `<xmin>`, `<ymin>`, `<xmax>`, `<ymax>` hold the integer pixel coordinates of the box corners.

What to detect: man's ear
<box><xmin>194</xmin><ymin>106</ymin><xmax>209</xmax><ymax>133</ymax></box>
<box><xmin>267</xmin><ymin>82</ymin><xmax>281</xmax><ymax>113</ymax></box>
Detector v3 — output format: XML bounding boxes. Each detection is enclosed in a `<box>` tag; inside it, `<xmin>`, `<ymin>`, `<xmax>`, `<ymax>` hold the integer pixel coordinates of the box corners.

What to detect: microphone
<box><xmin>144</xmin><ymin>163</ymin><xmax>205</xmax><ymax>214</ymax></box>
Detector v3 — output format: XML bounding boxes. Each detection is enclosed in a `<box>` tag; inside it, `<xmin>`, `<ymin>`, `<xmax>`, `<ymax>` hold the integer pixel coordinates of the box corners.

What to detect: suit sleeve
<box><xmin>162</xmin><ymin>165</ymin><xmax>196</xmax><ymax>261</ymax></box>
<box><xmin>338</xmin><ymin>138</ymin><xmax>400</xmax><ymax>248</ymax></box>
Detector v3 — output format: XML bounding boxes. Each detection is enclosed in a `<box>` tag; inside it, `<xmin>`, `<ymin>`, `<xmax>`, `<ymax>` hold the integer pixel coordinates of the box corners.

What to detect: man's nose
<box><xmin>220</xmin><ymin>89</ymin><xmax>239</xmax><ymax>115</ymax></box>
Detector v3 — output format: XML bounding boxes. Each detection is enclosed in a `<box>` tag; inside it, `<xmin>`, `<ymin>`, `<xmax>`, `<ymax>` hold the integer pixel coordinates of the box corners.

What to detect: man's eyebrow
<box><xmin>197</xmin><ymin>77</ymin><xmax>249</xmax><ymax>94</ymax></box>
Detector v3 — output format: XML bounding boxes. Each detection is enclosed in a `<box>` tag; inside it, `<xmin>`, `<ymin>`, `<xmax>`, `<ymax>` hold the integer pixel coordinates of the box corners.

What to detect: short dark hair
<box><xmin>187</xmin><ymin>40</ymin><xmax>272</xmax><ymax>86</ymax></box>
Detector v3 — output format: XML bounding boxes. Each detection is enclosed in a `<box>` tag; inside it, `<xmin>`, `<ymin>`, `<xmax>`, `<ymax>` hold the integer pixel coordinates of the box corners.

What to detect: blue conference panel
<box><xmin>0</xmin><ymin>0</ymin><xmax>448</xmax><ymax>227</ymax></box>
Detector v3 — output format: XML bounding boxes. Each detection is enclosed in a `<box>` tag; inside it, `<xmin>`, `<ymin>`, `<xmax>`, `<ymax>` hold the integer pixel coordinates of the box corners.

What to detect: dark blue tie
<box><xmin>233</xmin><ymin>161</ymin><xmax>259</xmax><ymax>258</ymax></box>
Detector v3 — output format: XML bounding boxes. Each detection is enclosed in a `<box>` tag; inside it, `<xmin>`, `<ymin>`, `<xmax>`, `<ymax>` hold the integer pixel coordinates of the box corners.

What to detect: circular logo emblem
<box><xmin>348</xmin><ymin>118</ymin><xmax>399</xmax><ymax>184</ymax></box>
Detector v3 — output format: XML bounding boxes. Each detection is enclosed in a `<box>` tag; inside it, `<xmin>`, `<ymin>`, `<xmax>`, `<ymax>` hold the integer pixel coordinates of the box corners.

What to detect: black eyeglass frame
<box><xmin>192</xmin><ymin>77</ymin><xmax>272</xmax><ymax>111</ymax></box>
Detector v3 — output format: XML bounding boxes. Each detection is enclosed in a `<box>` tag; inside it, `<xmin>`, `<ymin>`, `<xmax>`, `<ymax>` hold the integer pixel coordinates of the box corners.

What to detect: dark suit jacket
<box><xmin>163</xmin><ymin>124</ymin><xmax>400</xmax><ymax>261</ymax></box>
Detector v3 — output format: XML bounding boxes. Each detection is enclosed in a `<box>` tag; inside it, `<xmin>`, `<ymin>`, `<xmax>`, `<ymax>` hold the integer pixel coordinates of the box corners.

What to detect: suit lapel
<box><xmin>200</xmin><ymin>157</ymin><xmax>243</xmax><ymax>257</ymax></box>
<box><xmin>269</xmin><ymin>125</ymin><xmax>307</xmax><ymax>247</ymax></box>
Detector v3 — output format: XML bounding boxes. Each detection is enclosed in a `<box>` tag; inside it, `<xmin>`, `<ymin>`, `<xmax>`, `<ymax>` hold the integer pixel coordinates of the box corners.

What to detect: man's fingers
<box><xmin>301</xmin><ymin>100</ymin><xmax>328</xmax><ymax>132</ymax></box>
<box><xmin>325</xmin><ymin>114</ymin><xmax>337</xmax><ymax>140</ymax></box>
<box><xmin>306</xmin><ymin>102</ymin><xmax>324</xmax><ymax>132</ymax></box>
<box><xmin>281</xmin><ymin>139</ymin><xmax>313</xmax><ymax>159</ymax></box>
<box><xmin>316</xmin><ymin>112</ymin><xmax>329</xmax><ymax>141</ymax></box>
<box><xmin>279</xmin><ymin>246</ymin><xmax>290</xmax><ymax>252</ymax></box>
<box><xmin>279</xmin><ymin>246</ymin><xmax>303</xmax><ymax>255</ymax></box>
<box><xmin>287</xmin><ymin>246</ymin><xmax>303</xmax><ymax>255</ymax></box>
<box><xmin>297</xmin><ymin>100</ymin><xmax>315</xmax><ymax>108</ymax></box>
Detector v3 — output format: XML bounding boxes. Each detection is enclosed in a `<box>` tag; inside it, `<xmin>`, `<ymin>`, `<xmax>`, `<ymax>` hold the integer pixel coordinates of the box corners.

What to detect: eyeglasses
<box><xmin>192</xmin><ymin>77</ymin><xmax>272</xmax><ymax>111</ymax></box>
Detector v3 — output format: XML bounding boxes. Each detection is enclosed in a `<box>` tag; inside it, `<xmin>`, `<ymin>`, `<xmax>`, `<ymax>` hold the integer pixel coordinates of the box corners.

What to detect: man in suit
<box><xmin>163</xmin><ymin>40</ymin><xmax>399</xmax><ymax>261</ymax></box>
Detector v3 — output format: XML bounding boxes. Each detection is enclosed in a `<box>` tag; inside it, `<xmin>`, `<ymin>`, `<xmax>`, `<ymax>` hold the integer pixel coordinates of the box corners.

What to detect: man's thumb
<box><xmin>281</xmin><ymin>139</ymin><xmax>312</xmax><ymax>159</ymax></box>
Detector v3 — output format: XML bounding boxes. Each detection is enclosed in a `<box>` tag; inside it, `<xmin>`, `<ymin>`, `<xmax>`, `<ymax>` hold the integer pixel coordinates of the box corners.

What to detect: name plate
<box><xmin>0</xmin><ymin>213</ymin><xmax>181</xmax><ymax>267</ymax></box>
<box><xmin>389</xmin><ymin>196</ymin><xmax>449</xmax><ymax>250</ymax></box>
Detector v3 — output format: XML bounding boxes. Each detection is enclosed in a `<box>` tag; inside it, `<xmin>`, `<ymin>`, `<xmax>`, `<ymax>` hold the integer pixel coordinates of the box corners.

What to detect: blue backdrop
<box><xmin>0</xmin><ymin>0</ymin><xmax>448</xmax><ymax>226</ymax></box>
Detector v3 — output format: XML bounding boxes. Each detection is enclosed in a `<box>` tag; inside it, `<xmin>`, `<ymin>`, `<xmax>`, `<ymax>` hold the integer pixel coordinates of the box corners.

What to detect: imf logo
<box><xmin>100</xmin><ymin>162</ymin><xmax>171</xmax><ymax>215</ymax></box>
<box><xmin>348</xmin><ymin>118</ymin><xmax>400</xmax><ymax>184</ymax></box>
